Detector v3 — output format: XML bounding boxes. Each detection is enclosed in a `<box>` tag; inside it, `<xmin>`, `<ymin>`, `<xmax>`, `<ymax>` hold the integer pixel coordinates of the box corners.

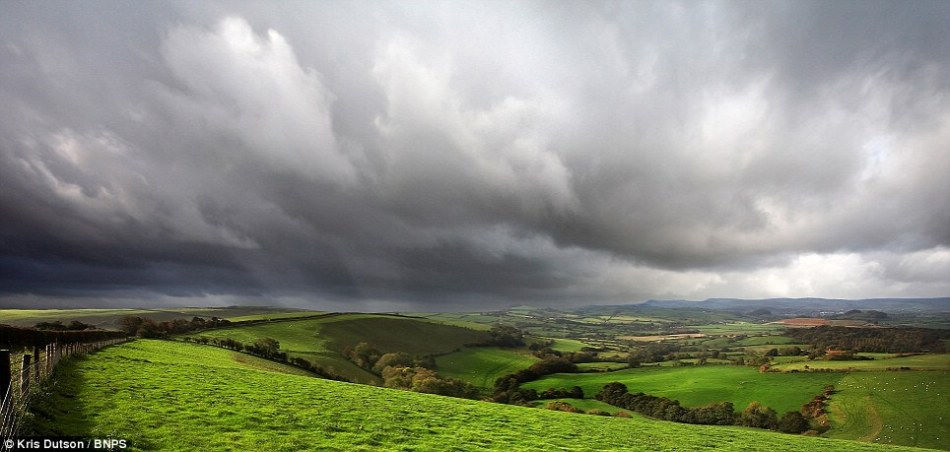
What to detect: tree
<box><xmin>777</xmin><ymin>411</ymin><xmax>809</xmax><ymax>434</ymax></box>
<box><xmin>372</xmin><ymin>352</ymin><xmax>414</xmax><ymax>373</ymax></box>
<box><xmin>252</xmin><ymin>338</ymin><xmax>280</xmax><ymax>357</ymax></box>
<box><xmin>739</xmin><ymin>402</ymin><xmax>778</xmax><ymax>429</ymax></box>
<box><xmin>344</xmin><ymin>342</ymin><xmax>382</xmax><ymax>369</ymax></box>
<box><xmin>118</xmin><ymin>316</ymin><xmax>144</xmax><ymax>335</ymax></box>
<box><xmin>487</xmin><ymin>325</ymin><xmax>525</xmax><ymax>347</ymax></box>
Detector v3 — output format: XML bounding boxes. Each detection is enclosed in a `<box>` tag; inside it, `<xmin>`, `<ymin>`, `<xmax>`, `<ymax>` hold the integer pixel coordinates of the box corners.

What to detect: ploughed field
<box><xmin>26</xmin><ymin>340</ymin><xmax>920</xmax><ymax>451</ymax></box>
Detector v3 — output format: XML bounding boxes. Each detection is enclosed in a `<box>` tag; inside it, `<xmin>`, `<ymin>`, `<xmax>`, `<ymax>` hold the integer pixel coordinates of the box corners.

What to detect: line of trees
<box><xmin>0</xmin><ymin>324</ymin><xmax>126</xmax><ymax>348</ymax></box>
<box><xmin>119</xmin><ymin>316</ymin><xmax>233</xmax><ymax>338</ymax></box>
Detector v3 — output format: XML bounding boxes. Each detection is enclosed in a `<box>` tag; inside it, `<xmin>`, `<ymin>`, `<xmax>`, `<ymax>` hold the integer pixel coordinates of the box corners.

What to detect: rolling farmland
<box><xmin>24</xmin><ymin>340</ymin><xmax>920</xmax><ymax>451</ymax></box>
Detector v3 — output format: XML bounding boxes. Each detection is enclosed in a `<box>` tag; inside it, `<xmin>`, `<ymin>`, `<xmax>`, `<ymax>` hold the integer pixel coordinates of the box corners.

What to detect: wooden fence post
<box><xmin>20</xmin><ymin>354</ymin><xmax>31</xmax><ymax>392</ymax></box>
<box><xmin>32</xmin><ymin>346</ymin><xmax>40</xmax><ymax>382</ymax></box>
<box><xmin>0</xmin><ymin>350</ymin><xmax>10</xmax><ymax>401</ymax></box>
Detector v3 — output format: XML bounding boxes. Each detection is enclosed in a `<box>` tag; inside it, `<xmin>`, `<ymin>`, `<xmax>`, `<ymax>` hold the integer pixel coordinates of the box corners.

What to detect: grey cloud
<box><xmin>1</xmin><ymin>1</ymin><xmax>948</xmax><ymax>308</ymax></box>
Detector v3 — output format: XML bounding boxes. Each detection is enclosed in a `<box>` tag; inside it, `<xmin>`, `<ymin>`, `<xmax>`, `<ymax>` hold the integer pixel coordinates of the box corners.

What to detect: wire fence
<box><xmin>0</xmin><ymin>338</ymin><xmax>130</xmax><ymax>448</ymax></box>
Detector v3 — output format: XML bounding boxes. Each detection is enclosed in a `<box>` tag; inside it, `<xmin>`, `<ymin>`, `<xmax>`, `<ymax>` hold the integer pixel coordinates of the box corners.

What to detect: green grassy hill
<box><xmin>826</xmin><ymin>371</ymin><xmax>950</xmax><ymax>449</ymax></box>
<box><xmin>26</xmin><ymin>340</ymin><xmax>919</xmax><ymax>451</ymax></box>
<box><xmin>188</xmin><ymin>314</ymin><xmax>490</xmax><ymax>384</ymax></box>
<box><xmin>435</xmin><ymin>347</ymin><xmax>539</xmax><ymax>388</ymax></box>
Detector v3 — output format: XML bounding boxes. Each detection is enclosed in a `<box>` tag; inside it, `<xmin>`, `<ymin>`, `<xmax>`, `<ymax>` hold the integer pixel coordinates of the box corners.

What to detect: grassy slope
<box><xmin>523</xmin><ymin>366</ymin><xmax>841</xmax><ymax>414</ymax></box>
<box><xmin>316</xmin><ymin>315</ymin><xmax>488</xmax><ymax>355</ymax></box>
<box><xmin>435</xmin><ymin>347</ymin><xmax>539</xmax><ymax>387</ymax></box>
<box><xmin>826</xmin><ymin>371</ymin><xmax>950</xmax><ymax>450</ymax></box>
<box><xmin>190</xmin><ymin>314</ymin><xmax>490</xmax><ymax>384</ymax></box>
<box><xmin>27</xmin><ymin>340</ymin><xmax>916</xmax><ymax>451</ymax></box>
<box><xmin>189</xmin><ymin>315</ymin><xmax>377</xmax><ymax>383</ymax></box>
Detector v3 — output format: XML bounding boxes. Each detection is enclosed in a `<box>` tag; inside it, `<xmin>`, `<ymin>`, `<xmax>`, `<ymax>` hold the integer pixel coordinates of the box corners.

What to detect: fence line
<box><xmin>0</xmin><ymin>338</ymin><xmax>131</xmax><ymax>447</ymax></box>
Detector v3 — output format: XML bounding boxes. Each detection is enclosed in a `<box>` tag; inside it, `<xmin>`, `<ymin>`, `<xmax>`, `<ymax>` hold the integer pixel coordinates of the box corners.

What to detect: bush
<box><xmin>739</xmin><ymin>402</ymin><xmax>778</xmax><ymax>430</ymax></box>
<box><xmin>778</xmin><ymin>411</ymin><xmax>809</xmax><ymax>434</ymax></box>
<box><xmin>485</xmin><ymin>325</ymin><xmax>525</xmax><ymax>347</ymax></box>
<box><xmin>545</xmin><ymin>401</ymin><xmax>581</xmax><ymax>413</ymax></box>
<box><xmin>372</xmin><ymin>352</ymin><xmax>414</xmax><ymax>373</ymax></box>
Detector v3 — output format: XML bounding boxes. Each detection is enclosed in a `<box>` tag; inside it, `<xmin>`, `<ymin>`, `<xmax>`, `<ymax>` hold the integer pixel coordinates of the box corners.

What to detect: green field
<box><xmin>693</xmin><ymin>323</ymin><xmax>786</xmax><ymax>335</ymax></box>
<box><xmin>435</xmin><ymin>347</ymin><xmax>539</xmax><ymax>387</ymax></box>
<box><xmin>523</xmin><ymin>366</ymin><xmax>840</xmax><ymax>414</ymax></box>
<box><xmin>189</xmin><ymin>314</ymin><xmax>490</xmax><ymax>384</ymax></box>
<box><xmin>576</xmin><ymin>361</ymin><xmax>630</xmax><ymax>372</ymax></box>
<box><xmin>735</xmin><ymin>335</ymin><xmax>798</xmax><ymax>346</ymax></box>
<box><xmin>772</xmin><ymin>354</ymin><xmax>950</xmax><ymax>372</ymax></box>
<box><xmin>26</xmin><ymin>340</ymin><xmax>916</xmax><ymax>451</ymax></box>
<box><xmin>546</xmin><ymin>338</ymin><xmax>591</xmax><ymax>352</ymax></box>
<box><xmin>826</xmin><ymin>372</ymin><xmax>950</xmax><ymax>450</ymax></box>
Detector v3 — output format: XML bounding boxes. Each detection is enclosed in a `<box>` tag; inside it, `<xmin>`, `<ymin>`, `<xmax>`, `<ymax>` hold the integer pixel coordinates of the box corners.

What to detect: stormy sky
<box><xmin>1</xmin><ymin>1</ymin><xmax>949</xmax><ymax>310</ymax></box>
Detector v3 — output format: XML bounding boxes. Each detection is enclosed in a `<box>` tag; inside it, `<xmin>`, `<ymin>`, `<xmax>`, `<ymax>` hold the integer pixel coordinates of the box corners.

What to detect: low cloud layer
<box><xmin>1</xmin><ymin>2</ymin><xmax>948</xmax><ymax>309</ymax></box>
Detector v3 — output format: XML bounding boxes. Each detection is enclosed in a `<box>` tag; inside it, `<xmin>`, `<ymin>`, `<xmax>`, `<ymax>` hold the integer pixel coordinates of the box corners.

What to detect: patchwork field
<box><xmin>523</xmin><ymin>365</ymin><xmax>841</xmax><ymax>414</ymax></box>
<box><xmin>25</xmin><ymin>340</ymin><xmax>916</xmax><ymax>451</ymax></box>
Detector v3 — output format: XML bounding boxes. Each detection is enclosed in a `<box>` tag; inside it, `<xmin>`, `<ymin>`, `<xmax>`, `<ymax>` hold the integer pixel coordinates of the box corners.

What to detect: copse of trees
<box><xmin>484</xmin><ymin>325</ymin><xmax>525</xmax><ymax>347</ymax></box>
<box><xmin>119</xmin><ymin>315</ymin><xmax>232</xmax><ymax>338</ymax></box>
<box><xmin>627</xmin><ymin>342</ymin><xmax>682</xmax><ymax>364</ymax></box>
<box><xmin>380</xmin><ymin>366</ymin><xmax>481</xmax><ymax>399</ymax></box>
<box><xmin>786</xmin><ymin>326</ymin><xmax>949</xmax><ymax>353</ymax></box>
<box><xmin>34</xmin><ymin>320</ymin><xmax>94</xmax><ymax>331</ymax></box>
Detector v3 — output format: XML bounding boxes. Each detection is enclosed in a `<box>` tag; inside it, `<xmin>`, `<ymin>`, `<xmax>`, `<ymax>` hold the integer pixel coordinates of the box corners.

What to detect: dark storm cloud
<box><xmin>1</xmin><ymin>1</ymin><xmax>949</xmax><ymax>309</ymax></box>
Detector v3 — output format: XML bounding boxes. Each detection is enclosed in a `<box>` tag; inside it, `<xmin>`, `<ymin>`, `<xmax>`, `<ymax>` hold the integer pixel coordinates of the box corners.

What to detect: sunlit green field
<box><xmin>826</xmin><ymin>372</ymin><xmax>950</xmax><ymax>450</ymax></box>
<box><xmin>435</xmin><ymin>347</ymin><xmax>538</xmax><ymax>387</ymax></box>
<box><xmin>523</xmin><ymin>365</ymin><xmax>840</xmax><ymax>414</ymax></box>
<box><xmin>771</xmin><ymin>354</ymin><xmax>950</xmax><ymax>372</ymax></box>
<box><xmin>546</xmin><ymin>337</ymin><xmax>592</xmax><ymax>352</ymax></box>
<box><xmin>26</xmin><ymin>340</ymin><xmax>916</xmax><ymax>451</ymax></box>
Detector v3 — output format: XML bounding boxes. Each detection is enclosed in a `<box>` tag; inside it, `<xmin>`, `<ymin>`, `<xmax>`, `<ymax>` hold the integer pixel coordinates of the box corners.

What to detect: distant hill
<box><xmin>635</xmin><ymin>297</ymin><xmax>950</xmax><ymax>314</ymax></box>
